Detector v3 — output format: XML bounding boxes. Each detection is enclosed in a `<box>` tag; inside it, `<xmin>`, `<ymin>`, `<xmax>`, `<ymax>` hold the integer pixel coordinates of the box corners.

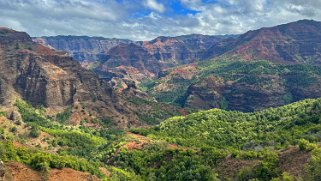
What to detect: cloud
<box><xmin>179</xmin><ymin>0</ymin><xmax>321</xmax><ymax>35</ymax></box>
<box><xmin>0</xmin><ymin>0</ymin><xmax>320</xmax><ymax>40</ymax></box>
<box><xmin>143</xmin><ymin>0</ymin><xmax>165</xmax><ymax>13</ymax></box>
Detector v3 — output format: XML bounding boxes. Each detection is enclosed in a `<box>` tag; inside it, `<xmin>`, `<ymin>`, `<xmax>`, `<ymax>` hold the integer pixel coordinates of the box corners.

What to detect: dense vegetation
<box><xmin>130</xmin><ymin>98</ymin><xmax>321</xmax><ymax>180</ymax></box>
<box><xmin>153</xmin><ymin>98</ymin><xmax>321</xmax><ymax>148</ymax></box>
<box><xmin>0</xmin><ymin>141</ymin><xmax>103</xmax><ymax>177</ymax></box>
<box><xmin>1</xmin><ymin>98</ymin><xmax>321</xmax><ymax>180</ymax></box>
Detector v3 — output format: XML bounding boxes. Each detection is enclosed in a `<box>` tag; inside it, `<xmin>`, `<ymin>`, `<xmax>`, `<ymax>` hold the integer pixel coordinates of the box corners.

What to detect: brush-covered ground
<box><xmin>1</xmin><ymin>98</ymin><xmax>321</xmax><ymax>180</ymax></box>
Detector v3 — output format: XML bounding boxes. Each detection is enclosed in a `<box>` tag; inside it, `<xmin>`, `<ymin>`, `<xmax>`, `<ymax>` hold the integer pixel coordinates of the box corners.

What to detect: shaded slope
<box><xmin>151</xmin><ymin>60</ymin><xmax>321</xmax><ymax>112</ymax></box>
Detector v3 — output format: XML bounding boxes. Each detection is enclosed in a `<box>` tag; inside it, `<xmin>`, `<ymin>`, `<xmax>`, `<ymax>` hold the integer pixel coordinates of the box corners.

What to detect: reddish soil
<box><xmin>178</xmin><ymin>108</ymin><xmax>189</xmax><ymax>116</ymax></box>
<box><xmin>69</xmin><ymin>106</ymin><xmax>97</xmax><ymax>127</ymax></box>
<box><xmin>3</xmin><ymin>162</ymin><xmax>99</xmax><ymax>181</ymax></box>
<box><xmin>216</xmin><ymin>147</ymin><xmax>311</xmax><ymax>179</ymax></box>
<box><xmin>48</xmin><ymin>168</ymin><xmax>99</xmax><ymax>181</ymax></box>
<box><xmin>216</xmin><ymin>157</ymin><xmax>260</xmax><ymax>178</ymax></box>
<box><xmin>99</xmin><ymin>167</ymin><xmax>111</xmax><ymax>177</ymax></box>
<box><xmin>123</xmin><ymin>132</ymin><xmax>149</xmax><ymax>150</ymax></box>
<box><xmin>124</xmin><ymin>141</ymin><xmax>144</xmax><ymax>150</ymax></box>
<box><xmin>12</xmin><ymin>141</ymin><xmax>24</xmax><ymax>148</ymax></box>
<box><xmin>35</xmin><ymin>44</ymin><xmax>61</xmax><ymax>56</ymax></box>
<box><xmin>278</xmin><ymin>147</ymin><xmax>311</xmax><ymax>177</ymax></box>
<box><xmin>4</xmin><ymin>162</ymin><xmax>42</xmax><ymax>181</ymax></box>
<box><xmin>168</xmin><ymin>64</ymin><xmax>197</xmax><ymax>80</ymax></box>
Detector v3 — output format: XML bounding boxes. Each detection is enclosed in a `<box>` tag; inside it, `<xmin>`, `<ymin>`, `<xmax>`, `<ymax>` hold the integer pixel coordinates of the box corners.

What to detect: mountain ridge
<box><xmin>0</xmin><ymin>28</ymin><xmax>185</xmax><ymax>128</ymax></box>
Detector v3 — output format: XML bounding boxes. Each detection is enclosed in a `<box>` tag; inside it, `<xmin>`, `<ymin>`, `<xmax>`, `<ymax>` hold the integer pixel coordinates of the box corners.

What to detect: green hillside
<box><xmin>1</xmin><ymin>99</ymin><xmax>321</xmax><ymax>180</ymax></box>
<box><xmin>153</xmin><ymin>98</ymin><xmax>321</xmax><ymax>148</ymax></box>
<box><xmin>130</xmin><ymin>98</ymin><xmax>321</xmax><ymax>180</ymax></box>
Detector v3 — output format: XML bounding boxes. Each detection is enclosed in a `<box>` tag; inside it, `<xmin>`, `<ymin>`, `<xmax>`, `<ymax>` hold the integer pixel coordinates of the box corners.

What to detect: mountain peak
<box><xmin>224</xmin><ymin>19</ymin><xmax>321</xmax><ymax>62</ymax></box>
<box><xmin>0</xmin><ymin>27</ymin><xmax>18</xmax><ymax>33</ymax></box>
<box><xmin>0</xmin><ymin>27</ymin><xmax>31</xmax><ymax>43</ymax></box>
<box><xmin>294</xmin><ymin>19</ymin><xmax>320</xmax><ymax>24</ymax></box>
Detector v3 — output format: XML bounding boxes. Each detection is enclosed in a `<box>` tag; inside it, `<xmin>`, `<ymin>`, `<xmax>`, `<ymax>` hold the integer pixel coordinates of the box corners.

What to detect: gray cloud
<box><xmin>0</xmin><ymin>0</ymin><xmax>320</xmax><ymax>40</ymax></box>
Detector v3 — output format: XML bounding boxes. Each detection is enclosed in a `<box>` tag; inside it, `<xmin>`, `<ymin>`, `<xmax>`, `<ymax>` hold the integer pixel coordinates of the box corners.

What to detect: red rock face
<box><xmin>35</xmin><ymin>34</ymin><xmax>234</xmax><ymax>78</ymax></box>
<box><xmin>222</xmin><ymin>20</ymin><xmax>321</xmax><ymax>63</ymax></box>
<box><xmin>91</xmin><ymin>35</ymin><xmax>234</xmax><ymax>81</ymax></box>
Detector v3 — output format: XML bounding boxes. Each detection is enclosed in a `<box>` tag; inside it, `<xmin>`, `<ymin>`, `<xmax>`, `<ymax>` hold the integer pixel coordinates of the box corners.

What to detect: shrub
<box><xmin>29</xmin><ymin>126</ymin><xmax>41</xmax><ymax>138</ymax></box>
<box><xmin>305</xmin><ymin>148</ymin><xmax>321</xmax><ymax>181</ymax></box>
<box><xmin>298</xmin><ymin>139</ymin><xmax>317</xmax><ymax>151</ymax></box>
<box><xmin>10</xmin><ymin>127</ymin><xmax>17</xmax><ymax>133</ymax></box>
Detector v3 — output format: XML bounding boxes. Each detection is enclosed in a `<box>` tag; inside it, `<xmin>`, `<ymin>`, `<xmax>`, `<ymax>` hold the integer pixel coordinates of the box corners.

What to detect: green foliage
<box><xmin>0</xmin><ymin>141</ymin><xmax>18</xmax><ymax>161</ymax></box>
<box><xmin>128</xmin><ymin>97</ymin><xmax>182</xmax><ymax>125</ymax></box>
<box><xmin>0</xmin><ymin>111</ymin><xmax>6</xmax><ymax>116</ymax></box>
<box><xmin>125</xmin><ymin>98</ymin><xmax>321</xmax><ymax>180</ymax></box>
<box><xmin>152</xmin><ymin>99</ymin><xmax>321</xmax><ymax>149</ymax></box>
<box><xmin>15</xmin><ymin>100</ymin><xmax>53</xmax><ymax>128</ymax></box>
<box><xmin>153</xmin><ymin>80</ymin><xmax>192</xmax><ymax>104</ymax></box>
<box><xmin>298</xmin><ymin>139</ymin><xmax>317</xmax><ymax>151</ymax></box>
<box><xmin>139</xmin><ymin>78</ymin><xmax>155</xmax><ymax>92</ymax></box>
<box><xmin>219</xmin><ymin>97</ymin><xmax>228</xmax><ymax>110</ymax></box>
<box><xmin>0</xmin><ymin>127</ymin><xmax>4</xmax><ymax>136</ymax></box>
<box><xmin>305</xmin><ymin>148</ymin><xmax>321</xmax><ymax>181</ymax></box>
<box><xmin>29</xmin><ymin>126</ymin><xmax>41</xmax><ymax>138</ymax></box>
<box><xmin>271</xmin><ymin>172</ymin><xmax>296</xmax><ymax>181</ymax></box>
<box><xmin>283</xmin><ymin>93</ymin><xmax>294</xmax><ymax>104</ymax></box>
<box><xmin>42</xmin><ymin>127</ymin><xmax>106</xmax><ymax>158</ymax></box>
<box><xmin>0</xmin><ymin>141</ymin><xmax>104</xmax><ymax>178</ymax></box>
<box><xmin>56</xmin><ymin>107</ymin><xmax>71</xmax><ymax>123</ymax></box>
<box><xmin>10</xmin><ymin>126</ymin><xmax>17</xmax><ymax>133</ymax></box>
<box><xmin>109</xmin><ymin>167</ymin><xmax>143</xmax><ymax>181</ymax></box>
<box><xmin>112</xmin><ymin>144</ymin><xmax>219</xmax><ymax>181</ymax></box>
<box><xmin>255</xmin><ymin>152</ymin><xmax>280</xmax><ymax>180</ymax></box>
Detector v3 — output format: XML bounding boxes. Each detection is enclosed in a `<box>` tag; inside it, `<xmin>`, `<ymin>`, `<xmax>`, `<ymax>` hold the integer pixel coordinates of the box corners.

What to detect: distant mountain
<box><xmin>33</xmin><ymin>35</ymin><xmax>133</xmax><ymax>62</ymax></box>
<box><xmin>217</xmin><ymin>19</ymin><xmax>321</xmax><ymax>63</ymax></box>
<box><xmin>34</xmin><ymin>34</ymin><xmax>236</xmax><ymax>78</ymax></box>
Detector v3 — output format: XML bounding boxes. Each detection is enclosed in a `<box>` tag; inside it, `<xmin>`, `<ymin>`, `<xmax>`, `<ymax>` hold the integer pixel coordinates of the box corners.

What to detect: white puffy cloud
<box><xmin>0</xmin><ymin>0</ymin><xmax>320</xmax><ymax>40</ymax></box>
<box><xmin>143</xmin><ymin>0</ymin><xmax>165</xmax><ymax>13</ymax></box>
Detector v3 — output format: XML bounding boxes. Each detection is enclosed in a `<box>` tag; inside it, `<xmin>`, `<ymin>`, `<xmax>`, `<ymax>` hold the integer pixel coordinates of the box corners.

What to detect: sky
<box><xmin>0</xmin><ymin>0</ymin><xmax>320</xmax><ymax>40</ymax></box>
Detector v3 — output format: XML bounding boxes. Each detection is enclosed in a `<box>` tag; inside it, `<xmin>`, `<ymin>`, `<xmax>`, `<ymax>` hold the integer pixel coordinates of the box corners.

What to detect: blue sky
<box><xmin>0</xmin><ymin>0</ymin><xmax>320</xmax><ymax>40</ymax></box>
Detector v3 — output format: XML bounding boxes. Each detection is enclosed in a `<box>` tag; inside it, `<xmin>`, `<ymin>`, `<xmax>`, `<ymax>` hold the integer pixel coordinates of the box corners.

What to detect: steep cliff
<box><xmin>0</xmin><ymin>78</ymin><xmax>7</xmax><ymax>104</ymax></box>
<box><xmin>0</xmin><ymin>28</ymin><xmax>183</xmax><ymax>128</ymax></box>
<box><xmin>33</xmin><ymin>36</ymin><xmax>132</xmax><ymax>62</ymax></box>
